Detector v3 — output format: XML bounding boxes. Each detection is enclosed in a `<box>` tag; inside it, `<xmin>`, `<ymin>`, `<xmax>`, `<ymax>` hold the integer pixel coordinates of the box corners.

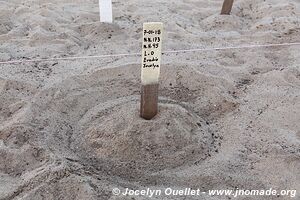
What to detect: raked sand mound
<box><xmin>0</xmin><ymin>64</ymin><xmax>236</xmax><ymax>199</ymax></box>
<box><xmin>1</xmin><ymin>64</ymin><xmax>234</xmax><ymax>175</ymax></box>
<box><xmin>0</xmin><ymin>0</ymin><xmax>300</xmax><ymax>200</ymax></box>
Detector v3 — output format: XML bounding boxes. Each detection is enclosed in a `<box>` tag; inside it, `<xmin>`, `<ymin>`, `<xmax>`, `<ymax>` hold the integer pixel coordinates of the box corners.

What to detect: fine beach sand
<box><xmin>0</xmin><ymin>0</ymin><xmax>299</xmax><ymax>199</ymax></box>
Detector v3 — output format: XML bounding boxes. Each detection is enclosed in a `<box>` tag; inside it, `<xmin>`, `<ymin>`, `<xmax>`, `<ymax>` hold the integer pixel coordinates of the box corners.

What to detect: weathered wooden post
<box><xmin>140</xmin><ymin>22</ymin><xmax>163</xmax><ymax>120</ymax></box>
<box><xmin>221</xmin><ymin>0</ymin><xmax>234</xmax><ymax>15</ymax></box>
<box><xmin>99</xmin><ymin>0</ymin><xmax>113</xmax><ymax>23</ymax></box>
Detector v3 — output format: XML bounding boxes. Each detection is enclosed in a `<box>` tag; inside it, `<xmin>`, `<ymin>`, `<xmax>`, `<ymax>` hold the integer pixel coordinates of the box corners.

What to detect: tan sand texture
<box><xmin>0</xmin><ymin>0</ymin><xmax>299</xmax><ymax>199</ymax></box>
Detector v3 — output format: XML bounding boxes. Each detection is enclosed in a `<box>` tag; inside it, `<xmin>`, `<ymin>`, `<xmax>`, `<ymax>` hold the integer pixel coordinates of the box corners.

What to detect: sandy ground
<box><xmin>0</xmin><ymin>0</ymin><xmax>299</xmax><ymax>199</ymax></box>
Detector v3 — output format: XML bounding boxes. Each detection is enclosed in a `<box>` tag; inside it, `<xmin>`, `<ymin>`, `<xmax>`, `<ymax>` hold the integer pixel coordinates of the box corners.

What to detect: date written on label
<box><xmin>141</xmin><ymin>22</ymin><xmax>163</xmax><ymax>85</ymax></box>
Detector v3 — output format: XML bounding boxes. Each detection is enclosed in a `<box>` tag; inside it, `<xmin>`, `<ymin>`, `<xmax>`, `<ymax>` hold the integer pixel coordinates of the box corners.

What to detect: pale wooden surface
<box><xmin>99</xmin><ymin>0</ymin><xmax>113</xmax><ymax>23</ymax></box>
<box><xmin>141</xmin><ymin>22</ymin><xmax>163</xmax><ymax>85</ymax></box>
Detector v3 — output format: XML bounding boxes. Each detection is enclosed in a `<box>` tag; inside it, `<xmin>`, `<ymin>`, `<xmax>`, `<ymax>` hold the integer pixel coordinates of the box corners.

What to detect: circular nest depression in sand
<box><xmin>1</xmin><ymin>64</ymin><xmax>235</xmax><ymax>180</ymax></box>
<box><xmin>75</xmin><ymin>98</ymin><xmax>212</xmax><ymax>172</ymax></box>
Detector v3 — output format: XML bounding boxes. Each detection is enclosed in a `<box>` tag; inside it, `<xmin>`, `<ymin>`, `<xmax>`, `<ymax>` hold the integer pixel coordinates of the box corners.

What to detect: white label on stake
<box><xmin>141</xmin><ymin>22</ymin><xmax>163</xmax><ymax>85</ymax></box>
<box><xmin>99</xmin><ymin>0</ymin><xmax>113</xmax><ymax>23</ymax></box>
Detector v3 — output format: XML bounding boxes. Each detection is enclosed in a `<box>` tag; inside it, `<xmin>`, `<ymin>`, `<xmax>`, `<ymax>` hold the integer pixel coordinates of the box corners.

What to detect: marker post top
<box><xmin>99</xmin><ymin>0</ymin><xmax>113</xmax><ymax>23</ymax></box>
<box><xmin>141</xmin><ymin>22</ymin><xmax>163</xmax><ymax>85</ymax></box>
<box><xmin>221</xmin><ymin>0</ymin><xmax>234</xmax><ymax>15</ymax></box>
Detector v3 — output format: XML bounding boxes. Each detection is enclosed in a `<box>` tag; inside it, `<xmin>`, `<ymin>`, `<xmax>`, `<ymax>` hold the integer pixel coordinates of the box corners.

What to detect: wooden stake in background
<box><xmin>221</xmin><ymin>0</ymin><xmax>234</xmax><ymax>15</ymax></box>
<box><xmin>99</xmin><ymin>0</ymin><xmax>113</xmax><ymax>23</ymax></box>
<box><xmin>140</xmin><ymin>22</ymin><xmax>163</xmax><ymax>120</ymax></box>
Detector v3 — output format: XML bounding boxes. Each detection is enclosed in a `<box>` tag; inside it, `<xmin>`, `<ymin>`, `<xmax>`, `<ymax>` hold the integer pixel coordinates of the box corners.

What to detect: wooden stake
<box><xmin>140</xmin><ymin>84</ymin><xmax>159</xmax><ymax>120</ymax></box>
<box><xmin>140</xmin><ymin>22</ymin><xmax>163</xmax><ymax>120</ymax></box>
<box><xmin>99</xmin><ymin>0</ymin><xmax>113</xmax><ymax>23</ymax></box>
<box><xmin>221</xmin><ymin>0</ymin><xmax>234</xmax><ymax>15</ymax></box>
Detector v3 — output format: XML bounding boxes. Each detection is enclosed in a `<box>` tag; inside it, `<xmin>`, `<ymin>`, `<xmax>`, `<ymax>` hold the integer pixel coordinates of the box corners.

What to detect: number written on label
<box><xmin>141</xmin><ymin>22</ymin><xmax>163</xmax><ymax>85</ymax></box>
